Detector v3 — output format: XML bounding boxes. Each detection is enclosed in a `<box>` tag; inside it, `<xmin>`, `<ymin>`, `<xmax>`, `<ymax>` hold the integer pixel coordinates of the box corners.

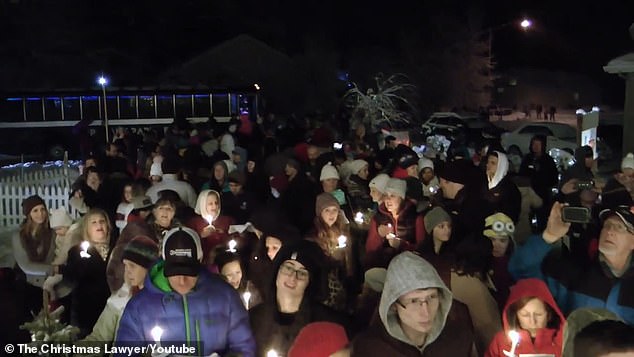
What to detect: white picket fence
<box><xmin>0</xmin><ymin>166</ymin><xmax>80</xmax><ymax>228</ymax></box>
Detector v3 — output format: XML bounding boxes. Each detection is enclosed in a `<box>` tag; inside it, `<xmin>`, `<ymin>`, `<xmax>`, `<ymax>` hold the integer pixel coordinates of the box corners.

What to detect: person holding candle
<box><xmin>56</xmin><ymin>208</ymin><xmax>112</xmax><ymax>338</ymax></box>
<box><xmin>249</xmin><ymin>239</ymin><xmax>347</xmax><ymax>357</ymax></box>
<box><xmin>368</xmin><ymin>173</ymin><xmax>390</xmax><ymax>207</ymax></box>
<box><xmin>215</xmin><ymin>251</ymin><xmax>262</xmax><ymax>310</ymax></box>
<box><xmin>485</xmin><ymin>278</ymin><xmax>565</xmax><ymax>357</ymax></box>
<box><xmin>308</xmin><ymin>192</ymin><xmax>355</xmax><ymax>313</ymax></box>
<box><xmin>186</xmin><ymin>189</ymin><xmax>234</xmax><ymax>264</ymax></box>
<box><xmin>345</xmin><ymin>159</ymin><xmax>372</xmax><ymax>211</ymax></box>
<box><xmin>364</xmin><ymin>178</ymin><xmax>425</xmax><ymax>269</ymax></box>
<box><xmin>12</xmin><ymin>195</ymin><xmax>56</xmax><ymax>318</ymax></box>
<box><xmin>115</xmin><ymin>226</ymin><xmax>256</xmax><ymax>356</ymax></box>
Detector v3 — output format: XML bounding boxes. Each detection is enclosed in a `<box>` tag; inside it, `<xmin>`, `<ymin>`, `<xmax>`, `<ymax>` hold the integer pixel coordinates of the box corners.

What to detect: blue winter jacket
<box><xmin>509</xmin><ymin>233</ymin><xmax>634</xmax><ymax>324</ymax></box>
<box><xmin>114</xmin><ymin>260</ymin><xmax>256</xmax><ymax>356</ymax></box>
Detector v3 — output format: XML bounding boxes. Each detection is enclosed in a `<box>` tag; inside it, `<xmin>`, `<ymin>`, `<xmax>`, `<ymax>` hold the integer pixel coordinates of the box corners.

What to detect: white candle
<box><xmin>266</xmin><ymin>349</ymin><xmax>279</xmax><ymax>357</ymax></box>
<box><xmin>508</xmin><ymin>330</ymin><xmax>520</xmax><ymax>356</ymax></box>
<box><xmin>205</xmin><ymin>214</ymin><xmax>215</xmax><ymax>228</ymax></box>
<box><xmin>243</xmin><ymin>291</ymin><xmax>252</xmax><ymax>310</ymax></box>
<box><xmin>386</xmin><ymin>224</ymin><xmax>396</xmax><ymax>239</ymax></box>
<box><xmin>151</xmin><ymin>325</ymin><xmax>163</xmax><ymax>345</ymax></box>
<box><xmin>337</xmin><ymin>235</ymin><xmax>347</xmax><ymax>248</ymax></box>
<box><xmin>80</xmin><ymin>241</ymin><xmax>91</xmax><ymax>258</ymax></box>
<box><xmin>227</xmin><ymin>239</ymin><xmax>237</xmax><ymax>252</ymax></box>
<box><xmin>354</xmin><ymin>212</ymin><xmax>364</xmax><ymax>224</ymax></box>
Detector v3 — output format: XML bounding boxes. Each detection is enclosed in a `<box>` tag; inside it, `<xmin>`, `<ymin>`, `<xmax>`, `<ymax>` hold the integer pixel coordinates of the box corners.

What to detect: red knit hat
<box><xmin>288</xmin><ymin>322</ymin><xmax>348</xmax><ymax>357</ymax></box>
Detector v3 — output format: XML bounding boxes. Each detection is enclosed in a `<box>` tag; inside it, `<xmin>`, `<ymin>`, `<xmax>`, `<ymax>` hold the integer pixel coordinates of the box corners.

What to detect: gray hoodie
<box><xmin>379</xmin><ymin>251</ymin><xmax>453</xmax><ymax>353</ymax></box>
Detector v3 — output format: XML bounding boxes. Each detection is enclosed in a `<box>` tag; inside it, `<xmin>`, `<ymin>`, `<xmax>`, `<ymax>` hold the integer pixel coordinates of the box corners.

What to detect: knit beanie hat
<box><xmin>122</xmin><ymin>235</ymin><xmax>159</xmax><ymax>269</ymax></box>
<box><xmin>349</xmin><ymin>159</ymin><xmax>368</xmax><ymax>175</ymax></box>
<box><xmin>483</xmin><ymin>212</ymin><xmax>515</xmax><ymax>239</ymax></box>
<box><xmin>622</xmin><ymin>153</ymin><xmax>634</xmax><ymax>171</ymax></box>
<box><xmin>288</xmin><ymin>322</ymin><xmax>349</xmax><ymax>357</ymax></box>
<box><xmin>364</xmin><ymin>267</ymin><xmax>388</xmax><ymax>293</ymax></box>
<box><xmin>286</xmin><ymin>158</ymin><xmax>301</xmax><ymax>172</ymax></box>
<box><xmin>23</xmin><ymin>195</ymin><xmax>46</xmax><ymax>216</ymax></box>
<box><xmin>418</xmin><ymin>157</ymin><xmax>434</xmax><ymax>171</ymax></box>
<box><xmin>50</xmin><ymin>207</ymin><xmax>73</xmax><ymax>228</ymax></box>
<box><xmin>315</xmin><ymin>192</ymin><xmax>339</xmax><ymax>215</ymax></box>
<box><xmin>227</xmin><ymin>170</ymin><xmax>246</xmax><ymax>186</ymax></box>
<box><xmin>319</xmin><ymin>162</ymin><xmax>340</xmax><ymax>181</ymax></box>
<box><xmin>438</xmin><ymin>160</ymin><xmax>470</xmax><ymax>185</ymax></box>
<box><xmin>384</xmin><ymin>178</ymin><xmax>406</xmax><ymax>199</ymax></box>
<box><xmin>369</xmin><ymin>173</ymin><xmax>390</xmax><ymax>193</ymax></box>
<box><xmin>424</xmin><ymin>206</ymin><xmax>451</xmax><ymax>234</ymax></box>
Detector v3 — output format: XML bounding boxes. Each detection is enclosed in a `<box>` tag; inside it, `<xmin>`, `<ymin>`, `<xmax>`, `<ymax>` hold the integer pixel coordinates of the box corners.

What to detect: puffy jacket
<box><xmin>486</xmin><ymin>278</ymin><xmax>565</xmax><ymax>357</ymax></box>
<box><xmin>115</xmin><ymin>260</ymin><xmax>255</xmax><ymax>356</ymax></box>
<box><xmin>509</xmin><ymin>234</ymin><xmax>634</xmax><ymax>325</ymax></box>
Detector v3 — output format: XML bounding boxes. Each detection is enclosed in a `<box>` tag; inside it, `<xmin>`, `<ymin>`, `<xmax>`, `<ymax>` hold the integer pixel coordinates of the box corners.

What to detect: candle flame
<box><xmin>81</xmin><ymin>241</ymin><xmax>90</xmax><ymax>250</ymax></box>
<box><xmin>337</xmin><ymin>235</ymin><xmax>347</xmax><ymax>248</ymax></box>
<box><xmin>508</xmin><ymin>329</ymin><xmax>520</xmax><ymax>344</ymax></box>
<box><xmin>266</xmin><ymin>349</ymin><xmax>278</xmax><ymax>357</ymax></box>
<box><xmin>354</xmin><ymin>212</ymin><xmax>364</xmax><ymax>224</ymax></box>
<box><xmin>151</xmin><ymin>325</ymin><xmax>163</xmax><ymax>342</ymax></box>
<box><xmin>228</xmin><ymin>239</ymin><xmax>237</xmax><ymax>252</ymax></box>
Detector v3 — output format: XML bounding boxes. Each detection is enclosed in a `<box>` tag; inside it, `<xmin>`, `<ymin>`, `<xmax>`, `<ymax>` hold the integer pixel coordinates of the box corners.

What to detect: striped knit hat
<box><xmin>122</xmin><ymin>235</ymin><xmax>159</xmax><ymax>269</ymax></box>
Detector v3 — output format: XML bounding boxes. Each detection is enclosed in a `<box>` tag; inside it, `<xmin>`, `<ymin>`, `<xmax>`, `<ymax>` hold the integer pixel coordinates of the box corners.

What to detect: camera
<box><xmin>562</xmin><ymin>206</ymin><xmax>591</xmax><ymax>224</ymax></box>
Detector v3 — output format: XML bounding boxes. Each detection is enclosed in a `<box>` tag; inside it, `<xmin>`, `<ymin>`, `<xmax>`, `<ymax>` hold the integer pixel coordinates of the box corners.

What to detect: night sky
<box><xmin>1</xmin><ymin>0</ymin><xmax>632</xmax><ymax>104</ymax></box>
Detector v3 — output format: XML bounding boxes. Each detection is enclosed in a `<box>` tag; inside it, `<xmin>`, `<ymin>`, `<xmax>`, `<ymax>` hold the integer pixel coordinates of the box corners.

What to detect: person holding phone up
<box><xmin>509</xmin><ymin>202</ymin><xmax>634</xmax><ymax>325</ymax></box>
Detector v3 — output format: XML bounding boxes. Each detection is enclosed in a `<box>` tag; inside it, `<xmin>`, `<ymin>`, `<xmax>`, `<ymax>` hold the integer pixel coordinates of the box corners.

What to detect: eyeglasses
<box><xmin>603</xmin><ymin>221</ymin><xmax>633</xmax><ymax>234</ymax></box>
<box><xmin>396</xmin><ymin>293</ymin><xmax>439</xmax><ymax>310</ymax></box>
<box><xmin>279</xmin><ymin>263</ymin><xmax>310</xmax><ymax>281</ymax></box>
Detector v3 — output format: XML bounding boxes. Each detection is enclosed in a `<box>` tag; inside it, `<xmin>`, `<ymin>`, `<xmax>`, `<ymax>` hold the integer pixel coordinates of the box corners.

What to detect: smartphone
<box><xmin>562</xmin><ymin>206</ymin><xmax>591</xmax><ymax>224</ymax></box>
<box><xmin>575</xmin><ymin>180</ymin><xmax>594</xmax><ymax>191</ymax></box>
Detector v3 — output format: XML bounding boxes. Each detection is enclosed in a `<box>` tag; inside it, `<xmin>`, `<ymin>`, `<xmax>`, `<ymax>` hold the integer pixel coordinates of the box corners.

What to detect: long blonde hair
<box><xmin>19</xmin><ymin>205</ymin><xmax>53</xmax><ymax>262</ymax></box>
<box><xmin>313</xmin><ymin>210</ymin><xmax>349</xmax><ymax>254</ymax></box>
<box><xmin>81</xmin><ymin>208</ymin><xmax>111</xmax><ymax>244</ymax></box>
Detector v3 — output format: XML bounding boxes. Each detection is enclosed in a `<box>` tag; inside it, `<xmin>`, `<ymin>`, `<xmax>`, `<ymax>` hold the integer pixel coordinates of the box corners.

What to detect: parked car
<box><xmin>420</xmin><ymin>112</ymin><xmax>506</xmax><ymax>144</ymax></box>
<box><xmin>501</xmin><ymin>122</ymin><xmax>577</xmax><ymax>157</ymax></box>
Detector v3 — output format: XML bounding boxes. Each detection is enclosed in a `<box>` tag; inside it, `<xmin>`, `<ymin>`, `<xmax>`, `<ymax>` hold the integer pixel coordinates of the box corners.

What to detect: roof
<box><xmin>603</xmin><ymin>52</ymin><xmax>634</xmax><ymax>74</ymax></box>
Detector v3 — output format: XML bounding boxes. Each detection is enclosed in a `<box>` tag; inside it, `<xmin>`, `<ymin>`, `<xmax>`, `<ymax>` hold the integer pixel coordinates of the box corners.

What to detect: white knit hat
<box><xmin>320</xmin><ymin>162</ymin><xmax>340</xmax><ymax>181</ymax></box>
<box><xmin>50</xmin><ymin>207</ymin><xmax>73</xmax><ymax>228</ymax></box>
<box><xmin>369</xmin><ymin>174</ymin><xmax>390</xmax><ymax>193</ymax></box>
<box><xmin>150</xmin><ymin>162</ymin><xmax>163</xmax><ymax>177</ymax></box>
<box><xmin>622</xmin><ymin>153</ymin><xmax>634</xmax><ymax>171</ymax></box>
<box><xmin>384</xmin><ymin>178</ymin><xmax>406</xmax><ymax>199</ymax></box>
<box><xmin>348</xmin><ymin>160</ymin><xmax>368</xmax><ymax>175</ymax></box>
<box><xmin>418</xmin><ymin>157</ymin><xmax>434</xmax><ymax>171</ymax></box>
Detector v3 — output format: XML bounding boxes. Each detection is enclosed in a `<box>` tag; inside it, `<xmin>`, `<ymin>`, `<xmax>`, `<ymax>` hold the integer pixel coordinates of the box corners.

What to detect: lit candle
<box><xmin>386</xmin><ymin>224</ymin><xmax>396</xmax><ymax>239</ymax></box>
<box><xmin>205</xmin><ymin>214</ymin><xmax>215</xmax><ymax>229</ymax></box>
<box><xmin>80</xmin><ymin>241</ymin><xmax>91</xmax><ymax>258</ymax></box>
<box><xmin>151</xmin><ymin>325</ymin><xmax>163</xmax><ymax>345</ymax></box>
<box><xmin>227</xmin><ymin>239</ymin><xmax>237</xmax><ymax>253</ymax></box>
<box><xmin>337</xmin><ymin>235</ymin><xmax>347</xmax><ymax>248</ymax></box>
<box><xmin>354</xmin><ymin>212</ymin><xmax>364</xmax><ymax>224</ymax></box>
<box><xmin>266</xmin><ymin>349</ymin><xmax>279</xmax><ymax>357</ymax></box>
<box><xmin>507</xmin><ymin>330</ymin><xmax>520</xmax><ymax>356</ymax></box>
<box><xmin>243</xmin><ymin>291</ymin><xmax>252</xmax><ymax>310</ymax></box>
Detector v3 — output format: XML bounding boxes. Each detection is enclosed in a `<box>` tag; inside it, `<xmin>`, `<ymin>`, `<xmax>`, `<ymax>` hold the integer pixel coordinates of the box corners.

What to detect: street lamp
<box><xmin>487</xmin><ymin>18</ymin><xmax>532</xmax><ymax>85</ymax></box>
<box><xmin>97</xmin><ymin>75</ymin><xmax>109</xmax><ymax>143</ymax></box>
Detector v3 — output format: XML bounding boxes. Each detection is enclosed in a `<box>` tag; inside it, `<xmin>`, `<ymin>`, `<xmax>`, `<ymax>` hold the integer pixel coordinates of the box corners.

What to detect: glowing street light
<box><xmin>520</xmin><ymin>19</ymin><xmax>532</xmax><ymax>30</ymax></box>
<box><xmin>97</xmin><ymin>74</ymin><xmax>109</xmax><ymax>143</ymax></box>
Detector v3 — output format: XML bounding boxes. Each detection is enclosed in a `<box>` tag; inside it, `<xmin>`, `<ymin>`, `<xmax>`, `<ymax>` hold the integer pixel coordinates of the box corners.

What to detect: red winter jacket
<box><xmin>485</xmin><ymin>278</ymin><xmax>565</xmax><ymax>357</ymax></box>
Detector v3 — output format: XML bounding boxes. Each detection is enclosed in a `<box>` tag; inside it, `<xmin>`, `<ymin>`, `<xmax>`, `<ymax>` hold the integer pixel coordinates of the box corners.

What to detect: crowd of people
<box><xmin>6</xmin><ymin>114</ymin><xmax>634</xmax><ymax>356</ymax></box>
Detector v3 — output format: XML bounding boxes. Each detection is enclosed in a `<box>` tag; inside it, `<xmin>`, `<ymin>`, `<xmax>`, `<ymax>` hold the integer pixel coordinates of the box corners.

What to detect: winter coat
<box><xmin>115</xmin><ymin>261</ymin><xmax>256</xmax><ymax>357</ymax></box>
<box><xmin>510</xmin><ymin>234</ymin><xmax>634</xmax><ymax>324</ymax></box>
<box><xmin>352</xmin><ymin>252</ymin><xmax>475</xmax><ymax>356</ymax></box>
<box><xmin>60</xmin><ymin>243</ymin><xmax>111</xmax><ymax>338</ymax></box>
<box><xmin>515</xmin><ymin>185</ymin><xmax>543</xmax><ymax>244</ymax></box>
<box><xmin>483</xmin><ymin>152</ymin><xmax>521</xmax><ymax>223</ymax></box>
<box><xmin>519</xmin><ymin>135</ymin><xmax>559</xmax><ymax>201</ymax></box>
<box><xmin>221</xmin><ymin>190</ymin><xmax>260</xmax><ymax>225</ymax></box>
<box><xmin>364</xmin><ymin>200</ymin><xmax>425</xmax><ymax>269</ymax></box>
<box><xmin>249</xmin><ymin>298</ymin><xmax>346</xmax><ymax>357</ymax></box>
<box><xmin>185</xmin><ymin>214</ymin><xmax>234</xmax><ymax>261</ymax></box>
<box><xmin>485</xmin><ymin>278</ymin><xmax>565</xmax><ymax>357</ymax></box>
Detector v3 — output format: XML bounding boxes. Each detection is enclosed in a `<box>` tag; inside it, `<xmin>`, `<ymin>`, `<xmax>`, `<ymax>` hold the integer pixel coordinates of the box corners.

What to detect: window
<box><xmin>518</xmin><ymin>125</ymin><xmax>554</xmax><ymax>136</ymax></box>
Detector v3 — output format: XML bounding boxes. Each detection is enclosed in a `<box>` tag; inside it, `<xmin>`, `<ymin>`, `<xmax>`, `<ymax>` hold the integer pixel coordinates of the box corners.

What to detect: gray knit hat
<box><xmin>122</xmin><ymin>235</ymin><xmax>159</xmax><ymax>269</ymax></box>
<box><xmin>424</xmin><ymin>206</ymin><xmax>452</xmax><ymax>234</ymax></box>
<box><xmin>384</xmin><ymin>178</ymin><xmax>406</xmax><ymax>199</ymax></box>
